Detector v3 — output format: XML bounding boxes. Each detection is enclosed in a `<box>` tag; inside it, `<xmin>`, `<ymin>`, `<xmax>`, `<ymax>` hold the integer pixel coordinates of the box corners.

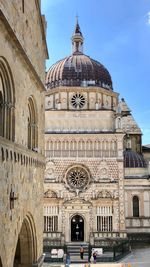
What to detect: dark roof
<box><xmin>142</xmin><ymin>145</ymin><xmax>150</xmax><ymax>152</ymax></box>
<box><xmin>124</xmin><ymin>149</ymin><xmax>147</xmax><ymax>168</ymax></box>
<box><xmin>46</xmin><ymin>54</ymin><xmax>113</xmax><ymax>90</ymax></box>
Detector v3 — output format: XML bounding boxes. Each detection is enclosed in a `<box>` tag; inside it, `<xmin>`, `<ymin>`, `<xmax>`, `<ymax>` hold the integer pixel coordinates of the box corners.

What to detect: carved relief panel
<box><xmin>96</xmin><ymin>160</ymin><xmax>109</xmax><ymax>181</ymax></box>
<box><xmin>45</xmin><ymin>161</ymin><xmax>55</xmax><ymax>181</ymax></box>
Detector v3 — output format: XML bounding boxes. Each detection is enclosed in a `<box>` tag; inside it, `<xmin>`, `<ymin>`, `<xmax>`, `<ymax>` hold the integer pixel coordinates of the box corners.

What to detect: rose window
<box><xmin>66</xmin><ymin>166</ymin><xmax>89</xmax><ymax>190</ymax></box>
<box><xmin>71</xmin><ymin>93</ymin><xmax>85</xmax><ymax>108</ymax></box>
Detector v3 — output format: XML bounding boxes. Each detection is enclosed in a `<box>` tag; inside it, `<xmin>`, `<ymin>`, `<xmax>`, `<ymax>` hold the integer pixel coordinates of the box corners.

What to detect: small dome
<box><xmin>46</xmin><ymin>54</ymin><xmax>112</xmax><ymax>90</ymax></box>
<box><xmin>124</xmin><ymin>149</ymin><xmax>147</xmax><ymax>168</ymax></box>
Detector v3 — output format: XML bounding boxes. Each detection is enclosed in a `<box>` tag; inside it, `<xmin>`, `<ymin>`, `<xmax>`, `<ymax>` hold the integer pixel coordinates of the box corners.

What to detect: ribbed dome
<box><xmin>46</xmin><ymin>21</ymin><xmax>112</xmax><ymax>90</ymax></box>
<box><xmin>46</xmin><ymin>53</ymin><xmax>113</xmax><ymax>90</ymax></box>
<box><xmin>124</xmin><ymin>149</ymin><xmax>147</xmax><ymax>168</ymax></box>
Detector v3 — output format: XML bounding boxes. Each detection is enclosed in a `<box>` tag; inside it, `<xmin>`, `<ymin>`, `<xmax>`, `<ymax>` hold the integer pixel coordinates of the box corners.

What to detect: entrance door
<box><xmin>71</xmin><ymin>215</ymin><xmax>84</xmax><ymax>242</ymax></box>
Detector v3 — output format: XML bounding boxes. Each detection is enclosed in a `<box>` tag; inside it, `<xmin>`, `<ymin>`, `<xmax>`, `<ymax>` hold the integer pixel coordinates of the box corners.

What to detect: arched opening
<box><xmin>133</xmin><ymin>196</ymin><xmax>139</xmax><ymax>217</ymax></box>
<box><xmin>71</xmin><ymin>214</ymin><xmax>84</xmax><ymax>242</ymax></box>
<box><xmin>13</xmin><ymin>215</ymin><xmax>37</xmax><ymax>267</ymax></box>
<box><xmin>28</xmin><ymin>96</ymin><xmax>38</xmax><ymax>150</ymax></box>
<box><xmin>0</xmin><ymin>57</ymin><xmax>15</xmax><ymax>141</ymax></box>
<box><xmin>0</xmin><ymin>89</ymin><xmax>4</xmax><ymax>137</ymax></box>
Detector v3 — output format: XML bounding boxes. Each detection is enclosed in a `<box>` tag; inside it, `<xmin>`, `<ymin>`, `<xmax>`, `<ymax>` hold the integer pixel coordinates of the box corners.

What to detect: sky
<box><xmin>41</xmin><ymin>0</ymin><xmax>150</xmax><ymax>145</ymax></box>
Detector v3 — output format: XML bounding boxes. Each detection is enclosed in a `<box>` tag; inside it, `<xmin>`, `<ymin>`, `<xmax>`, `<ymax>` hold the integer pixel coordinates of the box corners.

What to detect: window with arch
<box><xmin>28</xmin><ymin>96</ymin><xmax>38</xmax><ymax>150</ymax></box>
<box><xmin>0</xmin><ymin>57</ymin><xmax>15</xmax><ymax>141</ymax></box>
<box><xmin>133</xmin><ymin>195</ymin><xmax>139</xmax><ymax>217</ymax></box>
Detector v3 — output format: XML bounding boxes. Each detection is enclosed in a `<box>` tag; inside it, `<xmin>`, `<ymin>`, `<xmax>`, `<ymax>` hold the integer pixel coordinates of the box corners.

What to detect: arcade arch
<box><xmin>13</xmin><ymin>214</ymin><xmax>37</xmax><ymax>267</ymax></box>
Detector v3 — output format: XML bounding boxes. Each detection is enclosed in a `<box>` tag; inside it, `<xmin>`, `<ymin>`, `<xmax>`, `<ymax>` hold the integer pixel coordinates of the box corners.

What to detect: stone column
<box><xmin>117</xmin><ymin>134</ymin><xmax>126</xmax><ymax>235</ymax></box>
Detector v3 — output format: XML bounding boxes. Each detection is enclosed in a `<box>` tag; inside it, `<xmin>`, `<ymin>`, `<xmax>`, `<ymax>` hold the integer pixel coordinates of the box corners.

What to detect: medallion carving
<box><xmin>96</xmin><ymin>160</ymin><xmax>109</xmax><ymax>180</ymax></box>
<box><xmin>45</xmin><ymin>161</ymin><xmax>55</xmax><ymax>180</ymax></box>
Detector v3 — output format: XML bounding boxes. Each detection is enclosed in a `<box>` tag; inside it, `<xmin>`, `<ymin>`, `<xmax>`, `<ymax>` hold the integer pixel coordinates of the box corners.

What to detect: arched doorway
<box><xmin>13</xmin><ymin>215</ymin><xmax>37</xmax><ymax>267</ymax></box>
<box><xmin>71</xmin><ymin>214</ymin><xmax>84</xmax><ymax>242</ymax></box>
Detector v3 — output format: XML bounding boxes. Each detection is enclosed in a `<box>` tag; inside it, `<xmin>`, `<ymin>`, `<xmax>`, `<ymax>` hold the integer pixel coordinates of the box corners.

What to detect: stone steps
<box><xmin>66</xmin><ymin>242</ymin><xmax>89</xmax><ymax>263</ymax></box>
<box><xmin>70</xmin><ymin>255</ymin><xmax>88</xmax><ymax>263</ymax></box>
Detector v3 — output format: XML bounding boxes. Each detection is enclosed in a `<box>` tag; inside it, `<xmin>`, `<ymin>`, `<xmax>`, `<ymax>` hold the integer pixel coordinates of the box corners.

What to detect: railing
<box><xmin>45</xmin><ymin>149</ymin><xmax>117</xmax><ymax>158</ymax></box>
<box><xmin>89</xmin><ymin>239</ymin><xmax>130</xmax><ymax>262</ymax></box>
<box><xmin>93</xmin><ymin>231</ymin><xmax>127</xmax><ymax>239</ymax></box>
<box><xmin>43</xmin><ymin>232</ymin><xmax>63</xmax><ymax>247</ymax></box>
<box><xmin>43</xmin><ymin>232</ymin><xmax>62</xmax><ymax>239</ymax></box>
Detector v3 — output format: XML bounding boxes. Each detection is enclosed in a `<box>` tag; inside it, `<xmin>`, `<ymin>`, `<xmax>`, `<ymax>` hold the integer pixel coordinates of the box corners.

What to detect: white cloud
<box><xmin>146</xmin><ymin>11</ymin><xmax>150</xmax><ymax>25</ymax></box>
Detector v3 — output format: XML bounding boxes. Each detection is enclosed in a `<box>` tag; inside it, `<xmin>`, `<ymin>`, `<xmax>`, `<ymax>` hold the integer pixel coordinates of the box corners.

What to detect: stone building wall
<box><xmin>124</xmin><ymin>178</ymin><xmax>150</xmax><ymax>233</ymax></box>
<box><xmin>0</xmin><ymin>21</ymin><xmax>45</xmax><ymax>150</ymax></box>
<box><xmin>0</xmin><ymin>1</ymin><xmax>48</xmax><ymax>266</ymax></box>
<box><xmin>0</xmin><ymin>0</ymin><xmax>48</xmax><ymax>82</ymax></box>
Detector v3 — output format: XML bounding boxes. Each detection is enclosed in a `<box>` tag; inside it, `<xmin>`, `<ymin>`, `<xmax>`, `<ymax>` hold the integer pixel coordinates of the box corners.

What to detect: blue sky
<box><xmin>41</xmin><ymin>0</ymin><xmax>150</xmax><ymax>145</ymax></box>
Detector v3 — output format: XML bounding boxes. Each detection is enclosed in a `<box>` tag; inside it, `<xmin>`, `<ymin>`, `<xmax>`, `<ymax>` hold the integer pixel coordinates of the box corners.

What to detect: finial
<box><xmin>72</xmin><ymin>17</ymin><xmax>84</xmax><ymax>54</ymax></box>
<box><xmin>76</xmin><ymin>14</ymin><xmax>78</xmax><ymax>24</ymax></box>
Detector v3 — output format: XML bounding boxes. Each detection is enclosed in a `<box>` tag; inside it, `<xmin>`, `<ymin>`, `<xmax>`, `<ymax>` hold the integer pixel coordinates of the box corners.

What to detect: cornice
<box><xmin>45</xmin><ymin>86</ymin><xmax>119</xmax><ymax>97</ymax></box>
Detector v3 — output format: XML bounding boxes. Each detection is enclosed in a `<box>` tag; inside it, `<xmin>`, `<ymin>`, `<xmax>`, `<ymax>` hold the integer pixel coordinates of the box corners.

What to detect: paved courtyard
<box><xmin>43</xmin><ymin>246</ymin><xmax>150</xmax><ymax>267</ymax></box>
<box><xmin>121</xmin><ymin>246</ymin><xmax>150</xmax><ymax>266</ymax></box>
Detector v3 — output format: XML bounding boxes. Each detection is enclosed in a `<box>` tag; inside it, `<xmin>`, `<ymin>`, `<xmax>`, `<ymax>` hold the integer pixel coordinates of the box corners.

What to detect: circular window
<box><xmin>71</xmin><ymin>93</ymin><xmax>85</xmax><ymax>108</ymax></box>
<box><xmin>66</xmin><ymin>166</ymin><xmax>89</xmax><ymax>190</ymax></box>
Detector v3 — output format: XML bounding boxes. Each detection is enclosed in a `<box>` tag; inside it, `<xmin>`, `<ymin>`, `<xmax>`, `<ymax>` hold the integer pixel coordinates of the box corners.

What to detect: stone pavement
<box><xmin>121</xmin><ymin>246</ymin><xmax>150</xmax><ymax>267</ymax></box>
<box><xmin>43</xmin><ymin>246</ymin><xmax>150</xmax><ymax>267</ymax></box>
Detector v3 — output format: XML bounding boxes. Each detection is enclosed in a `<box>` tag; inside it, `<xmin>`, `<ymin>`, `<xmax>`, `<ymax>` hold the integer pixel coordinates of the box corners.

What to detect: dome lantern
<box><xmin>72</xmin><ymin>17</ymin><xmax>84</xmax><ymax>54</ymax></box>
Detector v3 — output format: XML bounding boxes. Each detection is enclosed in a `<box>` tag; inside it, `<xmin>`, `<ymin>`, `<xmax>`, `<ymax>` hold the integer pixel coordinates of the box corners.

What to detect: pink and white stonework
<box><xmin>44</xmin><ymin>20</ymin><xmax>150</xmax><ymax>246</ymax></box>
